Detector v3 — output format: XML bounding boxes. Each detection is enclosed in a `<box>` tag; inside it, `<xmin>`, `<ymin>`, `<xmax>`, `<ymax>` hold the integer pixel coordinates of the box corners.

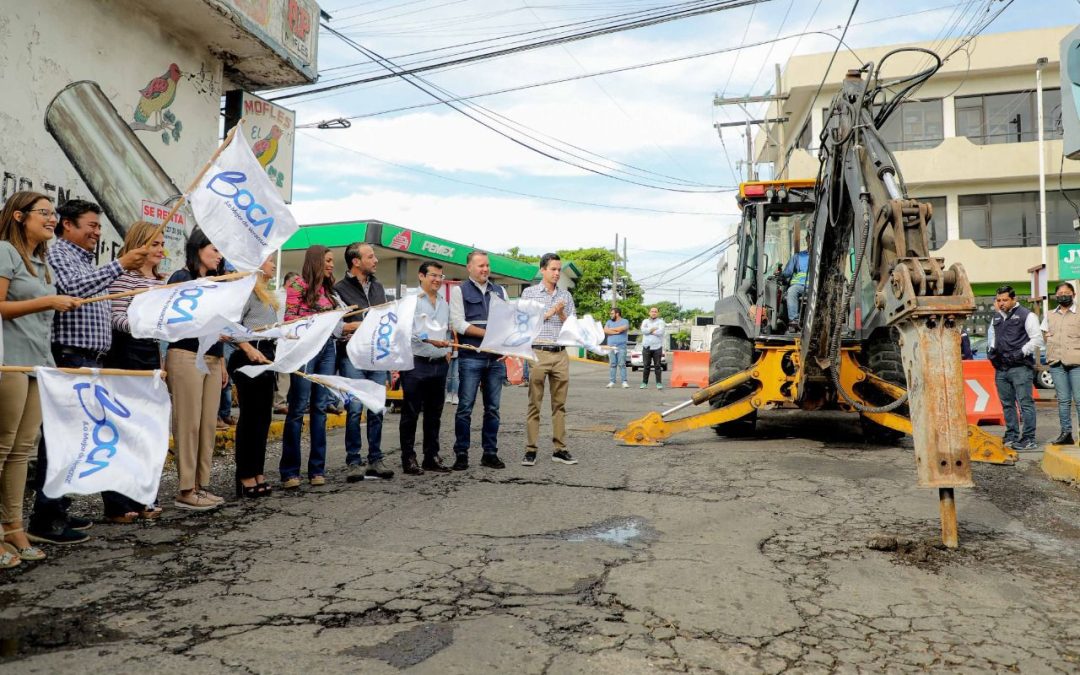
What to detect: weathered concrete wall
<box><xmin>0</xmin><ymin>0</ymin><xmax>224</xmax><ymax>274</ymax></box>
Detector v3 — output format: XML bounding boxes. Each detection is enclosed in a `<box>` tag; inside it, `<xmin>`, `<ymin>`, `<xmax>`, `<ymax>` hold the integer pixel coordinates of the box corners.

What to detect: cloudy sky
<box><xmin>265</xmin><ymin>0</ymin><xmax>1077</xmax><ymax>309</ymax></box>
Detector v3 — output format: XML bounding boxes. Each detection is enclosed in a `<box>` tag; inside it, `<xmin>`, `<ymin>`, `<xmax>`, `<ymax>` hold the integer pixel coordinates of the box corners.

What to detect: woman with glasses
<box><xmin>0</xmin><ymin>192</ymin><xmax>78</xmax><ymax>568</ymax></box>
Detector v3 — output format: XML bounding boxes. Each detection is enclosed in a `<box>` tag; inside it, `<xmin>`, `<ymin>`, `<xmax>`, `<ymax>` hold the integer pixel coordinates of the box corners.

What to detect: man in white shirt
<box><xmin>639</xmin><ymin>307</ymin><xmax>666</xmax><ymax>389</ymax></box>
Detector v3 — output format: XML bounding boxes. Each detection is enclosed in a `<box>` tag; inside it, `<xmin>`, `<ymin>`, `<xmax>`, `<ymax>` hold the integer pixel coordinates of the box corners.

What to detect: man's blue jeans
<box><xmin>786</xmin><ymin>283</ymin><xmax>806</xmax><ymax>324</ymax></box>
<box><xmin>1050</xmin><ymin>364</ymin><xmax>1080</xmax><ymax>435</ymax></box>
<box><xmin>994</xmin><ymin>365</ymin><xmax>1036</xmax><ymax>445</ymax></box>
<box><xmin>608</xmin><ymin>343</ymin><xmax>627</xmax><ymax>383</ymax></box>
<box><xmin>453</xmin><ymin>355</ymin><xmax>506</xmax><ymax>458</ymax></box>
<box><xmin>337</xmin><ymin>347</ymin><xmax>386</xmax><ymax>466</ymax></box>
<box><xmin>281</xmin><ymin>339</ymin><xmax>336</xmax><ymax>480</ymax></box>
<box><xmin>446</xmin><ymin>357</ymin><xmax>459</xmax><ymax>396</ymax></box>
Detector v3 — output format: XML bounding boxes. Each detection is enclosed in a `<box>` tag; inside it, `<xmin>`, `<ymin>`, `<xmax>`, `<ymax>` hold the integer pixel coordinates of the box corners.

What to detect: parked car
<box><xmin>627</xmin><ymin>341</ymin><xmax>667</xmax><ymax>371</ymax></box>
<box><xmin>969</xmin><ymin>336</ymin><xmax>1054</xmax><ymax>389</ymax></box>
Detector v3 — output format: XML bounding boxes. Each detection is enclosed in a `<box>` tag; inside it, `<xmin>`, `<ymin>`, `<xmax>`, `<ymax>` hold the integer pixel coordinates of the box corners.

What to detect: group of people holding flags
<box><xmin>0</xmin><ymin>122</ymin><xmax>608</xmax><ymax>570</ymax></box>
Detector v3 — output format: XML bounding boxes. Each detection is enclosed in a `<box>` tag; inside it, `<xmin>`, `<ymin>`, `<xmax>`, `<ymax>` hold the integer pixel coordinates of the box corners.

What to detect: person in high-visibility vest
<box><xmin>782</xmin><ymin>249</ymin><xmax>809</xmax><ymax>332</ymax></box>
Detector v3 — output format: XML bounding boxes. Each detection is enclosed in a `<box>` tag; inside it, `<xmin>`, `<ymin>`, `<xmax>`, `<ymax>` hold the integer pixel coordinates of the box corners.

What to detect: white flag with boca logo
<box><xmin>558</xmin><ymin>314</ymin><xmax>608</xmax><ymax>355</ymax></box>
<box><xmin>237</xmin><ymin>308</ymin><xmax>347</xmax><ymax>378</ymax></box>
<box><xmin>36</xmin><ymin>368</ymin><xmax>171</xmax><ymax>505</ymax></box>
<box><xmin>128</xmin><ymin>274</ymin><xmax>257</xmax><ymax>341</ymax></box>
<box><xmin>304</xmin><ymin>374</ymin><xmax>387</xmax><ymax>414</ymax></box>
<box><xmin>480</xmin><ymin>296</ymin><xmax>544</xmax><ymax>361</ymax></box>
<box><xmin>188</xmin><ymin>126</ymin><xmax>300</xmax><ymax>271</ymax></box>
<box><xmin>347</xmin><ymin>296</ymin><xmax>417</xmax><ymax>371</ymax></box>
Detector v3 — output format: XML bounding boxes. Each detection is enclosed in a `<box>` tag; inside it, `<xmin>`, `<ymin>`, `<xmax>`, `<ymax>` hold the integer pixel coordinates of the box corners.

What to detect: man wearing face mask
<box><xmin>1041</xmin><ymin>282</ymin><xmax>1080</xmax><ymax>445</ymax></box>
<box><xmin>987</xmin><ymin>285</ymin><xmax>1044</xmax><ymax>451</ymax></box>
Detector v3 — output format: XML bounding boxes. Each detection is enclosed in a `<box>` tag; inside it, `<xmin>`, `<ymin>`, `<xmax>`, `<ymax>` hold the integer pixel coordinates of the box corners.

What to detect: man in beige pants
<box><xmin>520</xmin><ymin>253</ymin><xmax>577</xmax><ymax>466</ymax></box>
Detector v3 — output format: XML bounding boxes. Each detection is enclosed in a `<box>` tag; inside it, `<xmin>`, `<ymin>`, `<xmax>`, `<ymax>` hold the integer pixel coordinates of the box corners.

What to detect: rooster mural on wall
<box><xmin>130</xmin><ymin>63</ymin><xmax>184</xmax><ymax>144</ymax></box>
<box><xmin>252</xmin><ymin>125</ymin><xmax>282</xmax><ymax>167</ymax></box>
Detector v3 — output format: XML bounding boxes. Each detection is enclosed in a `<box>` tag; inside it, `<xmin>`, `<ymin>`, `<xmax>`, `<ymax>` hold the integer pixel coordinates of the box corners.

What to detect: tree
<box><xmin>504</xmin><ymin>246</ymin><xmax>539</xmax><ymax>264</ymax></box>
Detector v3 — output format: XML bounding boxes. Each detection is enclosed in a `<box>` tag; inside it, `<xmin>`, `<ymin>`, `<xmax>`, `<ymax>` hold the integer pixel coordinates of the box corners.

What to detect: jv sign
<box><xmin>1060</xmin><ymin>244</ymin><xmax>1080</xmax><ymax>277</ymax></box>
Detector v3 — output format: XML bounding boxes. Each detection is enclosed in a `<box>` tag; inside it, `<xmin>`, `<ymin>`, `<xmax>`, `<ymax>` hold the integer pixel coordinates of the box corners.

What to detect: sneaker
<box><xmin>621</xmin><ymin>382</ymin><xmax>629</xmax><ymax>388</ymax></box>
<box><xmin>68</xmin><ymin>515</ymin><xmax>93</xmax><ymax>531</ymax></box>
<box><xmin>365</xmin><ymin>459</ymin><xmax>395</xmax><ymax>480</ymax></box>
<box><xmin>172</xmin><ymin>492</ymin><xmax>219</xmax><ymax>512</ymax></box>
<box><xmin>309</xmin><ymin>475</ymin><xmax>326</xmax><ymax>486</ymax></box>
<box><xmin>606</xmin><ymin>382</ymin><xmax>614</xmax><ymax>389</ymax></box>
<box><xmin>1051</xmin><ymin>432</ymin><xmax>1075</xmax><ymax>445</ymax></box>
<box><xmin>452</xmin><ymin>456</ymin><xmax>469</xmax><ymax>471</ymax></box>
<box><xmin>552</xmin><ymin>450</ymin><xmax>578</xmax><ymax>465</ymax></box>
<box><xmin>481</xmin><ymin>455</ymin><xmax>505</xmax><ymax>469</ymax></box>
<box><xmin>26</xmin><ymin>527</ymin><xmax>90</xmax><ymax>545</ymax></box>
<box><xmin>451</xmin><ymin>393</ymin><xmax>459</xmax><ymax>405</ymax></box>
<box><xmin>346</xmin><ymin>463</ymin><xmax>366</xmax><ymax>483</ymax></box>
<box><xmin>1014</xmin><ymin>440</ymin><xmax>1039</xmax><ymax>451</ymax></box>
<box><xmin>281</xmin><ymin>477</ymin><xmax>301</xmax><ymax>490</ymax></box>
<box><xmin>656</xmin><ymin>384</ymin><xmax>663</xmax><ymax>390</ymax></box>
<box><xmin>522</xmin><ymin>451</ymin><xmax>537</xmax><ymax>466</ymax></box>
<box><xmin>639</xmin><ymin>383</ymin><xmax>647</xmax><ymax>389</ymax></box>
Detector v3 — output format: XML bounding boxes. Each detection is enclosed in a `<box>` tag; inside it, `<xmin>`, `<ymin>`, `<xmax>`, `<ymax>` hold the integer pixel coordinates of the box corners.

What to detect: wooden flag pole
<box><xmin>0</xmin><ymin>366</ymin><xmax>165</xmax><ymax>378</ymax></box>
<box><xmin>250</xmin><ymin>305</ymin><xmax>357</xmax><ymax>334</ymax></box>
<box><xmin>73</xmin><ymin>270</ymin><xmax>253</xmax><ymax>307</ymax></box>
<box><xmin>144</xmin><ymin>120</ymin><xmax>245</xmax><ymax>246</ymax></box>
<box><xmin>449</xmin><ymin>342</ymin><xmax>537</xmax><ymax>361</ymax></box>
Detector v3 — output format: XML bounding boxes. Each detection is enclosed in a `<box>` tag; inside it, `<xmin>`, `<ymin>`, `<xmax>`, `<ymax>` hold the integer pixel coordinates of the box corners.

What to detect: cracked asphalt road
<box><xmin>2</xmin><ymin>360</ymin><xmax>1079</xmax><ymax>673</ymax></box>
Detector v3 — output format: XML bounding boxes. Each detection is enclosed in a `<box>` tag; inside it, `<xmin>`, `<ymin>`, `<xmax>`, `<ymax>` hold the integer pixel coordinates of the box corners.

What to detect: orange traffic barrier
<box><xmin>669</xmin><ymin>350</ymin><xmax>709</xmax><ymax>388</ymax></box>
<box><xmin>505</xmin><ymin>357</ymin><xmax>526</xmax><ymax>385</ymax></box>
<box><xmin>962</xmin><ymin>359</ymin><xmax>1004</xmax><ymax>425</ymax></box>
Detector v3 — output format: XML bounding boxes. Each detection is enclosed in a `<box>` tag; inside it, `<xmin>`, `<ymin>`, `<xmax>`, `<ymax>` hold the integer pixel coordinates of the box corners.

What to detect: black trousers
<box><xmin>229</xmin><ymin>344</ymin><xmax>276</xmax><ymax>482</ymax></box>
<box><xmin>642</xmin><ymin>347</ymin><xmax>663</xmax><ymax>384</ymax></box>
<box><xmin>399</xmin><ymin>357</ymin><xmax>449</xmax><ymax>465</ymax></box>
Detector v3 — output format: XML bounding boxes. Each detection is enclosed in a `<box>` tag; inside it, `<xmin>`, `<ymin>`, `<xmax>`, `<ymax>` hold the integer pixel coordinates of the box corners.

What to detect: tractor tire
<box><xmin>859</xmin><ymin>330</ymin><xmax>906</xmax><ymax>444</ymax></box>
<box><xmin>708</xmin><ymin>327</ymin><xmax>757</xmax><ymax>437</ymax></box>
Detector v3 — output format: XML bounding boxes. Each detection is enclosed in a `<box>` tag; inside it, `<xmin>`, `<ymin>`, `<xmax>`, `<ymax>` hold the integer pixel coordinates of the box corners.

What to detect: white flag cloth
<box><xmin>36</xmin><ymin>368</ymin><xmax>171</xmax><ymax>505</ymax></box>
<box><xmin>188</xmin><ymin>128</ymin><xmax>301</xmax><ymax>271</ymax></box>
<box><xmin>480</xmin><ymin>296</ymin><xmax>544</xmax><ymax>361</ymax></box>
<box><xmin>347</xmin><ymin>297</ymin><xmax>417</xmax><ymax>371</ymax></box>
<box><xmin>128</xmin><ymin>274</ymin><xmax>257</xmax><ymax>341</ymax></box>
<box><xmin>193</xmin><ymin>319</ymin><xmax>300</xmax><ymax>375</ymax></box>
<box><xmin>557</xmin><ymin>314</ymin><xmax>609</xmax><ymax>355</ymax></box>
<box><xmin>304</xmin><ymin>374</ymin><xmax>387</xmax><ymax>414</ymax></box>
<box><xmin>237</xmin><ymin>309</ymin><xmax>346</xmax><ymax>377</ymax></box>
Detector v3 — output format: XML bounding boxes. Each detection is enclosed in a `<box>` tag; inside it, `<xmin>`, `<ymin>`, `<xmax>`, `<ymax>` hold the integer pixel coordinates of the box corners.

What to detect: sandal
<box><xmin>0</xmin><ymin>548</ymin><xmax>20</xmax><ymax>569</ymax></box>
<box><xmin>105</xmin><ymin>511</ymin><xmax>140</xmax><ymax>524</ymax></box>
<box><xmin>256</xmin><ymin>482</ymin><xmax>272</xmax><ymax>497</ymax></box>
<box><xmin>3</xmin><ymin>540</ymin><xmax>43</xmax><ymax>563</ymax></box>
<box><xmin>139</xmin><ymin>506</ymin><xmax>163</xmax><ymax>520</ymax></box>
<box><xmin>238</xmin><ymin>483</ymin><xmax>260</xmax><ymax>499</ymax></box>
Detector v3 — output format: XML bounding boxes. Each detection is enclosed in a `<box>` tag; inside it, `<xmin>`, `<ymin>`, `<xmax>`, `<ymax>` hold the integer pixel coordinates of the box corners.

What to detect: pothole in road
<box><xmin>561</xmin><ymin>517</ymin><xmax>654</xmax><ymax>546</ymax></box>
<box><xmin>0</xmin><ymin>612</ymin><xmax>126</xmax><ymax>662</ymax></box>
<box><xmin>342</xmin><ymin>622</ymin><xmax>454</xmax><ymax>668</ymax></box>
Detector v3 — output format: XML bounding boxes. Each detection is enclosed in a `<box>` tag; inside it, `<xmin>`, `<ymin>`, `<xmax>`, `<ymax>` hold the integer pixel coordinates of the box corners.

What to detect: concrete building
<box><xmin>752</xmin><ymin>25</ymin><xmax>1080</xmax><ymax>306</ymax></box>
<box><xmin>1</xmin><ymin>0</ymin><xmax>321</xmax><ymax>273</ymax></box>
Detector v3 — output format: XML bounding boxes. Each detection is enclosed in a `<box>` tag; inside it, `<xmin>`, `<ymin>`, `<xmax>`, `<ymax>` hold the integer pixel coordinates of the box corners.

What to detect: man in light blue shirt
<box><xmin>639</xmin><ymin>307</ymin><xmax>666</xmax><ymax>389</ymax></box>
<box><xmin>400</xmin><ymin>261</ymin><xmax>453</xmax><ymax>475</ymax></box>
<box><xmin>604</xmin><ymin>307</ymin><xmax>630</xmax><ymax>388</ymax></box>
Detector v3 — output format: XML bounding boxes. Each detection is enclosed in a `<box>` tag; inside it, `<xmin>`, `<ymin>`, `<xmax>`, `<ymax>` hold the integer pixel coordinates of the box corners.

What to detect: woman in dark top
<box><xmin>165</xmin><ymin>227</ymin><xmax>226</xmax><ymax>511</ymax></box>
<box><xmin>228</xmin><ymin>255</ymin><xmax>279</xmax><ymax>499</ymax></box>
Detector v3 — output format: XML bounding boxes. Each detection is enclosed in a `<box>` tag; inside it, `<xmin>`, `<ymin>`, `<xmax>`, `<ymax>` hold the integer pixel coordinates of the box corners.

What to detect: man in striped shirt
<box><xmin>520</xmin><ymin>253</ymin><xmax>577</xmax><ymax>467</ymax></box>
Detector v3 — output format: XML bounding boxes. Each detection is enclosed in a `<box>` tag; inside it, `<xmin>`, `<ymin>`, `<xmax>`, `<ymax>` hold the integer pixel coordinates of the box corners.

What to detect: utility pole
<box><xmin>775</xmin><ymin>63</ymin><xmax>785</xmax><ymax>179</ymax></box>
<box><xmin>612</xmin><ymin>233</ymin><xmax>619</xmax><ymax>309</ymax></box>
<box><xmin>623</xmin><ymin>237</ymin><xmax>628</xmax><ymax>304</ymax></box>
<box><xmin>745</xmin><ymin>120</ymin><xmax>756</xmax><ymax>181</ymax></box>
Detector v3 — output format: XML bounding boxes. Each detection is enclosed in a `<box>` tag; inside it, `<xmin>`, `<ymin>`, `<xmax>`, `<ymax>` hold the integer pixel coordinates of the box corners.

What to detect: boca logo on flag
<box><xmin>347</xmin><ymin>296</ymin><xmax>417</xmax><ymax>371</ymax></box>
<box><xmin>189</xmin><ymin>125</ymin><xmax>301</xmax><ymax>271</ymax></box>
<box><xmin>36</xmin><ymin>368</ymin><xmax>171</xmax><ymax>506</ymax></box>
<box><xmin>128</xmin><ymin>274</ymin><xmax>256</xmax><ymax>341</ymax></box>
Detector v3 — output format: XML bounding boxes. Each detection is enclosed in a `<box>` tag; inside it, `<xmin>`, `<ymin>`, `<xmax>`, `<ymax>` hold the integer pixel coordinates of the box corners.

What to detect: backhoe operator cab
<box><xmin>716</xmin><ymin>180</ymin><xmax>818</xmax><ymax>341</ymax></box>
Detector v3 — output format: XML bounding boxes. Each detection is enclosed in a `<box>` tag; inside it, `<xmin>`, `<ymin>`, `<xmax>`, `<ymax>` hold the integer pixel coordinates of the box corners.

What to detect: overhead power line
<box><xmin>268</xmin><ymin>0</ymin><xmax>775</xmax><ymax>102</ymax></box>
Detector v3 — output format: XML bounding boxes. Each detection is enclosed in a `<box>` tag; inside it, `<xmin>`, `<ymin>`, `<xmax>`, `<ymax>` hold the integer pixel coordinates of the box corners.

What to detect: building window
<box><xmin>877</xmin><ymin>100</ymin><xmax>945</xmax><ymax>150</ymax></box>
<box><xmin>958</xmin><ymin>190</ymin><xmax>1078</xmax><ymax>248</ymax></box>
<box><xmin>956</xmin><ymin>88</ymin><xmax>1063</xmax><ymax>145</ymax></box>
<box><xmin>916</xmin><ymin>196</ymin><xmax>947</xmax><ymax>249</ymax></box>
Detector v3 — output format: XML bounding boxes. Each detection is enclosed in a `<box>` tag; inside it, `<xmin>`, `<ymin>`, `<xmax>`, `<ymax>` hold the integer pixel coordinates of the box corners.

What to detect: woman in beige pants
<box><xmin>165</xmin><ymin>228</ymin><xmax>226</xmax><ymax>511</ymax></box>
<box><xmin>0</xmin><ymin>192</ymin><xmax>78</xmax><ymax>568</ymax></box>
